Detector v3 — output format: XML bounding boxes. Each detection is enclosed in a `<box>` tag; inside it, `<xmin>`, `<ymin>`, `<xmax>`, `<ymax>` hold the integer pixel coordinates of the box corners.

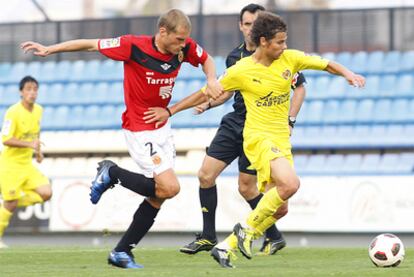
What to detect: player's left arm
<box><xmin>201</xmin><ymin>55</ymin><xmax>223</xmax><ymax>100</ymax></box>
<box><xmin>324</xmin><ymin>61</ymin><xmax>365</xmax><ymax>88</ymax></box>
<box><xmin>289</xmin><ymin>84</ymin><xmax>306</xmax><ymax>131</ymax></box>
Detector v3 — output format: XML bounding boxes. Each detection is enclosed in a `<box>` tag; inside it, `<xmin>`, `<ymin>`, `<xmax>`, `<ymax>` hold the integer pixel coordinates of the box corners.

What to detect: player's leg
<box><xmin>90</xmin><ymin>127</ymin><xmax>177</xmax><ymax>204</ymax></box>
<box><xmin>109</xmin><ymin>170</ymin><xmax>178</xmax><ymax>269</ymax></box>
<box><xmin>235</xmin><ymin>156</ymin><xmax>299</xmax><ymax>258</ymax></box>
<box><xmin>108</xmin><ymin>125</ymin><xmax>178</xmax><ymax>268</ymax></box>
<box><xmin>181</xmin><ymin>120</ymin><xmax>239</xmax><ymax>254</ymax></box>
<box><xmin>0</xmin><ymin>169</ymin><xmax>24</xmax><ymax>247</ymax></box>
<box><xmin>238</xmin><ymin>152</ymin><xmax>286</xmax><ymax>255</ymax></box>
<box><xmin>18</xmin><ymin>166</ymin><xmax>51</xmax><ymax>207</ymax></box>
<box><xmin>180</xmin><ymin>154</ymin><xmax>227</xmax><ymax>254</ymax></box>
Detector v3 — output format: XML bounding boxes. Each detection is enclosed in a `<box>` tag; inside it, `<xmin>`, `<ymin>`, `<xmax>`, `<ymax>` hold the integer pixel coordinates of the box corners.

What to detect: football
<box><xmin>368</xmin><ymin>233</ymin><xmax>405</xmax><ymax>267</ymax></box>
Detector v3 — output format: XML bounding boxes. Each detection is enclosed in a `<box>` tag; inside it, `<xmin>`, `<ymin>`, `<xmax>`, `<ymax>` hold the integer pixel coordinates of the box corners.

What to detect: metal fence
<box><xmin>1</xmin><ymin>7</ymin><xmax>413</xmax><ymax>62</ymax></box>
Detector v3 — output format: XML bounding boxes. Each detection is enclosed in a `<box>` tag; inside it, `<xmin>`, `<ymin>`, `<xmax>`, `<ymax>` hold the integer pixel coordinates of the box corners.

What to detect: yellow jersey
<box><xmin>220</xmin><ymin>49</ymin><xmax>328</xmax><ymax>143</ymax></box>
<box><xmin>219</xmin><ymin>49</ymin><xmax>329</xmax><ymax>185</ymax></box>
<box><xmin>0</xmin><ymin>102</ymin><xmax>43</xmax><ymax>166</ymax></box>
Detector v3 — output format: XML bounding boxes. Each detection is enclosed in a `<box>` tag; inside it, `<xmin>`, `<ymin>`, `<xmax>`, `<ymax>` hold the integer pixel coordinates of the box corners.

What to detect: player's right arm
<box><xmin>194</xmin><ymin>91</ymin><xmax>234</xmax><ymax>114</ymax></box>
<box><xmin>3</xmin><ymin>137</ymin><xmax>41</xmax><ymax>150</ymax></box>
<box><xmin>21</xmin><ymin>39</ymin><xmax>99</xmax><ymax>57</ymax></box>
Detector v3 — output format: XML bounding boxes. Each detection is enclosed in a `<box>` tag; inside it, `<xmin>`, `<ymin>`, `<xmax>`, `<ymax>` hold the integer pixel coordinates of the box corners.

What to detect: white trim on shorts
<box><xmin>123</xmin><ymin>122</ymin><xmax>176</xmax><ymax>178</ymax></box>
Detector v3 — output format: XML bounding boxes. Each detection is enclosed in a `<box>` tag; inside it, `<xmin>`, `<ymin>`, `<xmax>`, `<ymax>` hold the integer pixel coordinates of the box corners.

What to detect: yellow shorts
<box><xmin>243</xmin><ymin>136</ymin><xmax>294</xmax><ymax>192</ymax></box>
<box><xmin>0</xmin><ymin>164</ymin><xmax>49</xmax><ymax>201</ymax></box>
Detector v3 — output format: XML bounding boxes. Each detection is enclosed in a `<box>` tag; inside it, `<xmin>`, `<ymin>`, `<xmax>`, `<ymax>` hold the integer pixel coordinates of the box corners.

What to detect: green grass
<box><xmin>0</xmin><ymin>247</ymin><xmax>412</xmax><ymax>277</ymax></box>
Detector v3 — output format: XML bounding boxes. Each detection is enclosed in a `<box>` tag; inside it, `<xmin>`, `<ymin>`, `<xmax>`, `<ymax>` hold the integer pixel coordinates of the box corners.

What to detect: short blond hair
<box><xmin>157</xmin><ymin>9</ymin><xmax>192</xmax><ymax>33</ymax></box>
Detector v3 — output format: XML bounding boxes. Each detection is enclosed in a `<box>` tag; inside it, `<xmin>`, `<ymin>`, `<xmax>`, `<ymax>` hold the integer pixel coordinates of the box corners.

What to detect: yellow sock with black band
<box><xmin>0</xmin><ymin>206</ymin><xmax>13</xmax><ymax>238</ymax></box>
<box><xmin>246</xmin><ymin>187</ymin><xmax>285</xmax><ymax>230</ymax></box>
<box><xmin>17</xmin><ymin>190</ymin><xmax>44</xmax><ymax>207</ymax></box>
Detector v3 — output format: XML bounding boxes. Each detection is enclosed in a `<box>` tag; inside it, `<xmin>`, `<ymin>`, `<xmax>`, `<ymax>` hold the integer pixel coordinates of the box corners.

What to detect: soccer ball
<box><xmin>368</xmin><ymin>233</ymin><xmax>405</xmax><ymax>267</ymax></box>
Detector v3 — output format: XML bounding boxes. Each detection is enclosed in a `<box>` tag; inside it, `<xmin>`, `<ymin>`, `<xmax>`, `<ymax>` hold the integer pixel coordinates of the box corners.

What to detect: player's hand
<box><xmin>346</xmin><ymin>73</ymin><xmax>365</xmax><ymax>88</ymax></box>
<box><xmin>21</xmin><ymin>41</ymin><xmax>50</xmax><ymax>57</ymax></box>
<box><xmin>31</xmin><ymin>139</ymin><xmax>42</xmax><ymax>152</ymax></box>
<box><xmin>193</xmin><ymin>101</ymin><xmax>210</xmax><ymax>114</ymax></box>
<box><xmin>36</xmin><ymin>152</ymin><xmax>44</xmax><ymax>163</ymax></box>
<box><xmin>204</xmin><ymin>79</ymin><xmax>223</xmax><ymax>100</ymax></box>
<box><xmin>143</xmin><ymin>107</ymin><xmax>169</xmax><ymax>128</ymax></box>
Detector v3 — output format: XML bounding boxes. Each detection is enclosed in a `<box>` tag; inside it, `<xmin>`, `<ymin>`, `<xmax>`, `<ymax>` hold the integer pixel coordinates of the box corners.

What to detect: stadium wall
<box><xmin>5</xmin><ymin>175</ymin><xmax>414</xmax><ymax>234</ymax></box>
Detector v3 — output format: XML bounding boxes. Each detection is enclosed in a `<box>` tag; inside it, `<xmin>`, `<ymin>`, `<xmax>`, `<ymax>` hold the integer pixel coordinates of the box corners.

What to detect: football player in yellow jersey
<box><xmin>0</xmin><ymin>76</ymin><xmax>52</xmax><ymax>248</ymax></box>
<box><xmin>144</xmin><ymin>11</ymin><xmax>365</xmax><ymax>268</ymax></box>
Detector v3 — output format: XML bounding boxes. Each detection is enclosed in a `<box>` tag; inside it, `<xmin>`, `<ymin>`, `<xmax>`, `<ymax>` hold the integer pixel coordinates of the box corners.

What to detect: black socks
<box><xmin>199</xmin><ymin>186</ymin><xmax>217</xmax><ymax>241</ymax></box>
<box><xmin>114</xmin><ymin>199</ymin><xmax>160</xmax><ymax>253</ymax></box>
<box><xmin>109</xmin><ymin>166</ymin><xmax>156</xmax><ymax>197</ymax></box>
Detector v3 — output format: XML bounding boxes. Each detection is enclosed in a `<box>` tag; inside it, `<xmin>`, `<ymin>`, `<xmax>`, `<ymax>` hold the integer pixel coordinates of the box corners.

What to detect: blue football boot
<box><xmin>107</xmin><ymin>250</ymin><xmax>143</xmax><ymax>269</ymax></box>
<box><xmin>90</xmin><ymin>160</ymin><xmax>117</xmax><ymax>204</ymax></box>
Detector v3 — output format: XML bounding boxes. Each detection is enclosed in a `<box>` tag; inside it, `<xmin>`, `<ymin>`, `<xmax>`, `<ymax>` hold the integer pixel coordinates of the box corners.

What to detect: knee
<box><xmin>156</xmin><ymin>182</ymin><xmax>180</xmax><ymax>199</ymax></box>
<box><xmin>3</xmin><ymin>200</ymin><xmax>18</xmax><ymax>212</ymax></box>
<box><xmin>37</xmin><ymin>185</ymin><xmax>53</xmax><ymax>201</ymax></box>
<box><xmin>238</xmin><ymin>180</ymin><xmax>258</xmax><ymax>200</ymax></box>
<box><xmin>40</xmin><ymin>188</ymin><xmax>53</xmax><ymax>201</ymax></box>
<box><xmin>197</xmin><ymin>168</ymin><xmax>215</xmax><ymax>189</ymax></box>
<box><xmin>285</xmin><ymin>177</ymin><xmax>300</xmax><ymax>197</ymax></box>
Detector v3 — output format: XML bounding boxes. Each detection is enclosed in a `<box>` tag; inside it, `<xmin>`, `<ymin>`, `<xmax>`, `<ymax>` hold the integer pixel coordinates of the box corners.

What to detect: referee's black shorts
<box><xmin>206</xmin><ymin>112</ymin><xmax>256</xmax><ymax>175</ymax></box>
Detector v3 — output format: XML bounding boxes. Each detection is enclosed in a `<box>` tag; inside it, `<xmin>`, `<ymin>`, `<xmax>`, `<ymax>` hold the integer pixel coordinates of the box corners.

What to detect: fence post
<box><xmin>389</xmin><ymin>8</ymin><xmax>395</xmax><ymax>51</ymax></box>
<box><xmin>312</xmin><ymin>11</ymin><xmax>319</xmax><ymax>53</ymax></box>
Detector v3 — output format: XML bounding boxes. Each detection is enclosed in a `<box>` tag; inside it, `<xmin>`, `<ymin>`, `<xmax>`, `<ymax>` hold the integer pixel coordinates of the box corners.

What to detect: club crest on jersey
<box><xmin>99</xmin><ymin>37</ymin><xmax>121</xmax><ymax>49</ymax></box>
<box><xmin>160</xmin><ymin>63</ymin><xmax>171</xmax><ymax>71</ymax></box>
<box><xmin>178</xmin><ymin>50</ymin><xmax>184</xmax><ymax>63</ymax></box>
<box><xmin>271</xmin><ymin>147</ymin><xmax>281</xmax><ymax>154</ymax></box>
<box><xmin>282</xmin><ymin>69</ymin><xmax>292</xmax><ymax>80</ymax></box>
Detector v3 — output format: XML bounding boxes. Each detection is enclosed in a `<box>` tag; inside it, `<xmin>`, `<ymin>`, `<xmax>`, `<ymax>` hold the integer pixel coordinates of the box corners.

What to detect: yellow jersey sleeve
<box><xmin>218</xmin><ymin>65</ymin><xmax>243</xmax><ymax>92</ymax></box>
<box><xmin>286</xmin><ymin>49</ymin><xmax>329</xmax><ymax>72</ymax></box>
<box><xmin>199</xmin><ymin>65</ymin><xmax>243</xmax><ymax>95</ymax></box>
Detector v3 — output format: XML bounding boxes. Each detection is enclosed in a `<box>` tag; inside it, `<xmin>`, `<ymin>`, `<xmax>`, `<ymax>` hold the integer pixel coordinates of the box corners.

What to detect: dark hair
<box><xmin>239</xmin><ymin>3</ymin><xmax>265</xmax><ymax>23</ymax></box>
<box><xmin>19</xmin><ymin>75</ymin><xmax>38</xmax><ymax>90</ymax></box>
<box><xmin>251</xmin><ymin>12</ymin><xmax>287</xmax><ymax>46</ymax></box>
<box><xmin>157</xmin><ymin>9</ymin><xmax>191</xmax><ymax>33</ymax></box>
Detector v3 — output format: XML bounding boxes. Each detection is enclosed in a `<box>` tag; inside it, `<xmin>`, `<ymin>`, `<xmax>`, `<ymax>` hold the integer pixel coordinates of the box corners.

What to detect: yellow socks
<box><xmin>254</xmin><ymin>215</ymin><xmax>277</xmax><ymax>238</ymax></box>
<box><xmin>216</xmin><ymin>233</ymin><xmax>238</xmax><ymax>250</ymax></box>
<box><xmin>17</xmin><ymin>190</ymin><xmax>44</xmax><ymax>207</ymax></box>
<box><xmin>246</xmin><ymin>187</ymin><xmax>285</xmax><ymax>230</ymax></box>
<box><xmin>0</xmin><ymin>206</ymin><xmax>13</xmax><ymax>237</ymax></box>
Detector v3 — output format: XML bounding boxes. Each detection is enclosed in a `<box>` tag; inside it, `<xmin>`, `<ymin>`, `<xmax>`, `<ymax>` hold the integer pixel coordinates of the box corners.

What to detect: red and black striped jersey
<box><xmin>99</xmin><ymin>35</ymin><xmax>208</xmax><ymax>131</ymax></box>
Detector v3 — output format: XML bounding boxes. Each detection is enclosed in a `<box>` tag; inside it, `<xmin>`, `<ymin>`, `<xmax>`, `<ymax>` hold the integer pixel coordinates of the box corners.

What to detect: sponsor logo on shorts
<box><xmin>100</xmin><ymin>37</ymin><xmax>121</xmax><ymax>49</ymax></box>
<box><xmin>152</xmin><ymin>155</ymin><xmax>162</xmax><ymax>165</ymax></box>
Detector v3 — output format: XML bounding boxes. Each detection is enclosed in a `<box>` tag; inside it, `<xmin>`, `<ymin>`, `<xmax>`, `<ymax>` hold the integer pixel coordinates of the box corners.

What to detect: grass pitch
<box><xmin>0</xmin><ymin>247</ymin><xmax>412</xmax><ymax>276</ymax></box>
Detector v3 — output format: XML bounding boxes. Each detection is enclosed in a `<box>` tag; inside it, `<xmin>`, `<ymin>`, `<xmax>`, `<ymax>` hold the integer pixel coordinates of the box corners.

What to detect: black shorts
<box><xmin>206</xmin><ymin>112</ymin><xmax>256</xmax><ymax>175</ymax></box>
